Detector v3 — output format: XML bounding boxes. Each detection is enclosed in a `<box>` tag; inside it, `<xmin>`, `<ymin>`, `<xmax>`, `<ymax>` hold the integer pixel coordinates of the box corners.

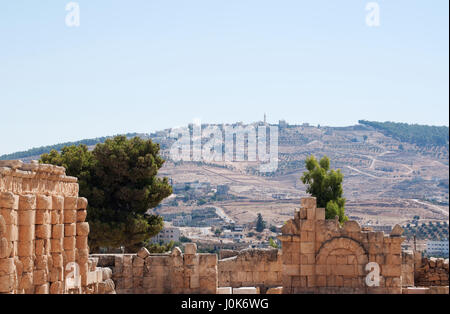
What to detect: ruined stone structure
<box><xmin>279</xmin><ymin>197</ymin><xmax>407</xmax><ymax>294</ymax></box>
<box><xmin>218</xmin><ymin>248</ymin><xmax>282</xmax><ymax>293</ymax></box>
<box><xmin>0</xmin><ymin>161</ymin><xmax>114</xmax><ymax>294</ymax></box>
<box><xmin>414</xmin><ymin>256</ymin><xmax>449</xmax><ymax>287</ymax></box>
<box><xmin>92</xmin><ymin>243</ymin><xmax>217</xmax><ymax>294</ymax></box>
<box><xmin>1</xmin><ymin>160</ymin><xmax>447</xmax><ymax>294</ymax></box>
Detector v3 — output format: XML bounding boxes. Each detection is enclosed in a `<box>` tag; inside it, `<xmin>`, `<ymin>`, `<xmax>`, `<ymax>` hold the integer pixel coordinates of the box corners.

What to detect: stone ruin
<box><xmin>218</xmin><ymin>248</ymin><xmax>282</xmax><ymax>293</ymax></box>
<box><xmin>0</xmin><ymin>160</ymin><xmax>448</xmax><ymax>294</ymax></box>
<box><xmin>278</xmin><ymin>197</ymin><xmax>448</xmax><ymax>294</ymax></box>
<box><xmin>91</xmin><ymin>243</ymin><xmax>217</xmax><ymax>294</ymax></box>
<box><xmin>415</xmin><ymin>256</ymin><xmax>449</xmax><ymax>287</ymax></box>
<box><xmin>0</xmin><ymin>160</ymin><xmax>114</xmax><ymax>294</ymax></box>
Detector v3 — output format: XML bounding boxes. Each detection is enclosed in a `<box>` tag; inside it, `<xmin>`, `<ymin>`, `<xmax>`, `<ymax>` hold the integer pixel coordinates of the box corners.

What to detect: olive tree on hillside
<box><xmin>301</xmin><ymin>155</ymin><xmax>348</xmax><ymax>223</ymax></box>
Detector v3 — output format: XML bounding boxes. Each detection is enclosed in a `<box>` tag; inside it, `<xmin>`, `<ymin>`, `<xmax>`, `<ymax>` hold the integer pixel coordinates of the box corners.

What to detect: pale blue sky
<box><xmin>0</xmin><ymin>0</ymin><xmax>448</xmax><ymax>155</ymax></box>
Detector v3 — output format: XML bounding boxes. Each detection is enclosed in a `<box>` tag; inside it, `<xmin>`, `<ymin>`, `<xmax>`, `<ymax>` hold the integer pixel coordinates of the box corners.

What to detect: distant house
<box><xmin>426</xmin><ymin>240</ymin><xmax>449</xmax><ymax>257</ymax></box>
<box><xmin>151</xmin><ymin>226</ymin><xmax>180</xmax><ymax>244</ymax></box>
<box><xmin>217</xmin><ymin>185</ymin><xmax>230</xmax><ymax>195</ymax></box>
<box><xmin>362</xmin><ymin>224</ymin><xmax>392</xmax><ymax>233</ymax></box>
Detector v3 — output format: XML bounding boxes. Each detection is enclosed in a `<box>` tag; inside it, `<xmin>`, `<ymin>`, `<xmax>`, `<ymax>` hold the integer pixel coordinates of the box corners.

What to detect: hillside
<box><xmin>359</xmin><ymin>120</ymin><xmax>449</xmax><ymax>148</ymax></box>
<box><xmin>2</xmin><ymin>121</ymin><xmax>449</xmax><ymax>229</ymax></box>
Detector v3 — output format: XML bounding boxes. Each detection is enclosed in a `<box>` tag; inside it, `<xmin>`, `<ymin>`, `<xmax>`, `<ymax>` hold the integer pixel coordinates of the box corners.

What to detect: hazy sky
<box><xmin>0</xmin><ymin>0</ymin><xmax>448</xmax><ymax>155</ymax></box>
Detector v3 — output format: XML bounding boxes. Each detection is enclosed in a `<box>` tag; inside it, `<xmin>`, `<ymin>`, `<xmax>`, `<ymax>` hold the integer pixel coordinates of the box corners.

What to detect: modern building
<box><xmin>426</xmin><ymin>240</ymin><xmax>449</xmax><ymax>257</ymax></box>
<box><xmin>151</xmin><ymin>226</ymin><xmax>181</xmax><ymax>244</ymax></box>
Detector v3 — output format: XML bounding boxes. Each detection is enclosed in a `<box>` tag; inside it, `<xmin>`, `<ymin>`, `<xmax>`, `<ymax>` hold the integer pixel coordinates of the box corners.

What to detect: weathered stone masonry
<box><xmin>1</xmin><ymin>160</ymin><xmax>447</xmax><ymax>294</ymax></box>
<box><xmin>279</xmin><ymin>197</ymin><xmax>407</xmax><ymax>294</ymax></box>
<box><xmin>0</xmin><ymin>160</ymin><xmax>114</xmax><ymax>294</ymax></box>
<box><xmin>92</xmin><ymin>243</ymin><xmax>217</xmax><ymax>294</ymax></box>
<box><xmin>218</xmin><ymin>248</ymin><xmax>282</xmax><ymax>293</ymax></box>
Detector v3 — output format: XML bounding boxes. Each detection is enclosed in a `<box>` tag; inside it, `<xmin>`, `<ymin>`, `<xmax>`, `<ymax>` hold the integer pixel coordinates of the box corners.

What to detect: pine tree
<box><xmin>40</xmin><ymin>136</ymin><xmax>172</xmax><ymax>252</ymax></box>
<box><xmin>256</xmin><ymin>213</ymin><xmax>266</xmax><ymax>232</ymax></box>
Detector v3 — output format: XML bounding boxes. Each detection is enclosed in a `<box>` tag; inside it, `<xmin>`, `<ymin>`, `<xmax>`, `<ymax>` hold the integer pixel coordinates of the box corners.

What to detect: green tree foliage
<box><xmin>269</xmin><ymin>238</ymin><xmax>279</xmax><ymax>249</ymax></box>
<box><xmin>256</xmin><ymin>213</ymin><xmax>266</xmax><ymax>232</ymax></box>
<box><xmin>359</xmin><ymin>120</ymin><xmax>449</xmax><ymax>148</ymax></box>
<box><xmin>146</xmin><ymin>241</ymin><xmax>175</xmax><ymax>253</ymax></box>
<box><xmin>40</xmin><ymin>136</ymin><xmax>172</xmax><ymax>252</ymax></box>
<box><xmin>301</xmin><ymin>155</ymin><xmax>348</xmax><ymax>223</ymax></box>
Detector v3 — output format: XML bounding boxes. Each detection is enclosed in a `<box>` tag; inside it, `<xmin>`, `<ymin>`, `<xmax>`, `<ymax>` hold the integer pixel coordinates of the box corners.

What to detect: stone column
<box><xmin>75</xmin><ymin>197</ymin><xmax>89</xmax><ymax>292</ymax></box>
<box><xmin>35</xmin><ymin>195</ymin><xmax>52</xmax><ymax>294</ymax></box>
<box><xmin>18</xmin><ymin>194</ymin><xmax>36</xmax><ymax>294</ymax></box>
<box><xmin>0</xmin><ymin>192</ymin><xmax>18</xmax><ymax>294</ymax></box>
<box><xmin>184</xmin><ymin>243</ymin><xmax>199</xmax><ymax>293</ymax></box>
<box><xmin>50</xmin><ymin>195</ymin><xmax>64</xmax><ymax>292</ymax></box>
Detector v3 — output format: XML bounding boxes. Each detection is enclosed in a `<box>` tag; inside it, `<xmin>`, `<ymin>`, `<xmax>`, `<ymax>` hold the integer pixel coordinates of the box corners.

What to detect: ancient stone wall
<box><xmin>0</xmin><ymin>161</ymin><xmax>114</xmax><ymax>294</ymax></box>
<box><xmin>401</xmin><ymin>250</ymin><xmax>415</xmax><ymax>287</ymax></box>
<box><xmin>414</xmin><ymin>256</ymin><xmax>449</xmax><ymax>287</ymax></box>
<box><xmin>218</xmin><ymin>248</ymin><xmax>282</xmax><ymax>293</ymax></box>
<box><xmin>279</xmin><ymin>197</ymin><xmax>406</xmax><ymax>294</ymax></box>
<box><xmin>91</xmin><ymin>243</ymin><xmax>217</xmax><ymax>294</ymax></box>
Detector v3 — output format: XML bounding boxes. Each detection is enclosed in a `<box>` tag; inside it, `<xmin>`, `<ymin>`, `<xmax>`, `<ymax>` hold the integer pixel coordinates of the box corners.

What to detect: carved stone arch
<box><xmin>316</xmin><ymin>236</ymin><xmax>368</xmax><ymax>261</ymax></box>
<box><xmin>315</xmin><ymin>236</ymin><xmax>369</xmax><ymax>284</ymax></box>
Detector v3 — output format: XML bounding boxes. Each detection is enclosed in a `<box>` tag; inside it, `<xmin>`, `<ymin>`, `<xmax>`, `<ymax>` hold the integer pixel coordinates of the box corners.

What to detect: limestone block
<box><xmin>19</xmin><ymin>224</ymin><xmax>35</xmax><ymax>242</ymax></box>
<box><xmin>33</xmin><ymin>269</ymin><xmax>48</xmax><ymax>285</ymax></box>
<box><xmin>102</xmin><ymin>268</ymin><xmax>112</xmax><ymax>280</ymax></box>
<box><xmin>51</xmin><ymin>253</ymin><xmax>63</xmax><ymax>268</ymax></box>
<box><xmin>132</xmin><ymin>256</ymin><xmax>145</xmax><ymax>267</ymax></box>
<box><xmin>36</xmin><ymin>224</ymin><xmax>51</xmax><ymax>239</ymax></box>
<box><xmin>0</xmin><ymin>210</ymin><xmax>15</xmax><ymax>226</ymax></box>
<box><xmin>381</xmin><ymin>265</ymin><xmax>401</xmax><ymax>277</ymax></box>
<box><xmin>18</xmin><ymin>211</ymin><xmax>35</xmax><ymax>226</ymax></box>
<box><xmin>0</xmin><ymin>192</ymin><xmax>19</xmax><ymax>209</ymax></box>
<box><xmin>76</xmin><ymin>210</ymin><xmax>87</xmax><ymax>222</ymax></box>
<box><xmin>64</xmin><ymin>196</ymin><xmax>78</xmax><ymax>210</ymax></box>
<box><xmin>390</xmin><ymin>224</ymin><xmax>404</xmax><ymax>237</ymax></box>
<box><xmin>137</xmin><ymin>247</ymin><xmax>150</xmax><ymax>259</ymax></box>
<box><xmin>185</xmin><ymin>243</ymin><xmax>197</xmax><ymax>255</ymax></box>
<box><xmin>76</xmin><ymin>222</ymin><xmax>89</xmax><ymax>236</ymax></box>
<box><xmin>64</xmin><ymin>223</ymin><xmax>76</xmax><ymax>237</ymax></box>
<box><xmin>132</xmin><ymin>267</ymin><xmax>144</xmax><ymax>277</ymax></box>
<box><xmin>50</xmin><ymin>238</ymin><xmax>63</xmax><ymax>253</ymax></box>
<box><xmin>300</xmin><ymin>242</ymin><xmax>314</xmax><ymax>254</ymax></box>
<box><xmin>343</xmin><ymin>221</ymin><xmax>361</xmax><ymax>233</ymax></box>
<box><xmin>36</xmin><ymin>195</ymin><xmax>52</xmax><ymax>210</ymax></box>
<box><xmin>51</xmin><ymin>211</ymin><xmax>61</xmax><ymax>225</ymax></box>
<box><xmin>301</xmin><ymin>197</ymin><xmax>316</xmax><ymax>210</ymax></box>
<box><xmin>50</xmin><ymin>281</ymin><xmax>63</xmax><ymax>294</ymax></box>
<box><xmin>35</xmin><ymin>255</ymin><xmax>48</xmax><ymax>270</ymax></box>
<box><xmin>35</xmin><ymin>210</ymin><xmax>50</xmax><ymax>225</ymax></box>
<box><xmin>63</xmin><ymin>209</ymin><xmax>77</xmax><ymax>224</ymax></box>
<box><xmin>19</xmin><ymin>194</ymin><xmax>36</xmax><ymax>211</ymax></box>
<box><xmin>233</xmin><ymin>287</ymin><xmax>259</xmax><ymax>294</ymax></box>
<box><xmin>316</xmin><ymin>208</ymin><xmax>325</xmax><ymax>220</ymax></box>
<box><xmin>217</xmin><ymin>287</ymin><xmax>232</xmax><ymax>294</ymax></box>
<box><xmin>51</xmin><ymin>196</ymin><xmax>64</xmax><ymax>211</ymax></box>
<box><xmin>307</xmin><ymin>207</ymin><xmax>315</xmax><ymax>220</ymax></box>
<box><xmin>63</xmin><ymin>236</ymin><xmax>76</xmax><ymax>250</ymax></box>
<box><xmin>18</xmin><ymin>241</ymin><xmax>33</xmax><ymax>257</ymax></box>
<box><xmin>19</xmin><ymin>272</ymin><xmax>33</xmax><ymax>290</ymax></box>
<box><xmin>77</xmin><ymin>197</ymin><xmax>88</xmax><ymax>210</ymax></box>
<box><xmin>123</xmin><ymin>255</ymin><xmax>133</xmax><ymax>267</ymax></box>
<box><xmin>76</xmin><ymin>235</ymin><xmax>88</xmax><ymax>250</ymax></box>
<box><xmin>266</xmin><ymin>286</ymin><xmax>283</xmax><ymax>294</ymax></box>
<box><xmin>0</xmin><ymin>257</ymin><xmax>15</xmax><ymax>276</ymax></box>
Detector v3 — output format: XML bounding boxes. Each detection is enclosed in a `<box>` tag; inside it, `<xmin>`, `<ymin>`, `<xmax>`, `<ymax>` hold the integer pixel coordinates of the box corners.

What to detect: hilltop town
<box><xmin>2</xmin><ymin>120</ymin><xmax>448</xmax><ymax>255</ymax></box>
